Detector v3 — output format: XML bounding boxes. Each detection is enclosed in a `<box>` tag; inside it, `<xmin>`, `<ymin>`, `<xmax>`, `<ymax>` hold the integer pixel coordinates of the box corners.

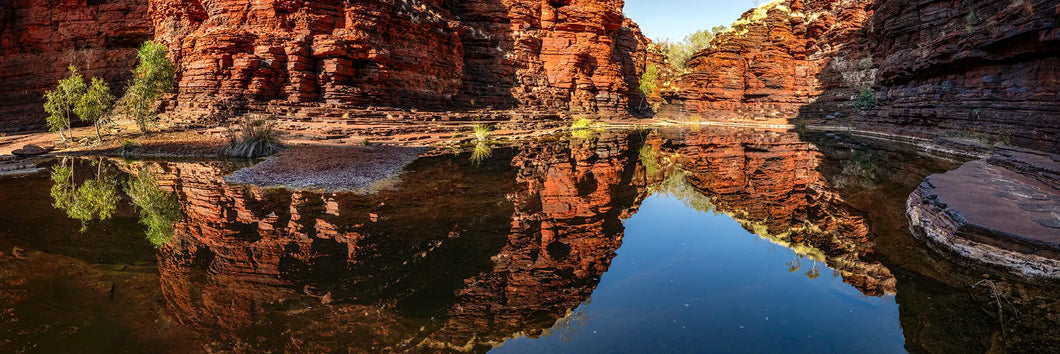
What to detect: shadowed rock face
<box><xmin>665</xmin><ymin>0</ymin><xmax>1060</xmax><ymax>152</ymax></box>
<box><xmin>0</xmin><ymin>0</ymin><xmax>153</xmax><ymax>132</ymax></box>
<box><xmin>868</xmin><ymin>0</ymin><xmax>1060</xmax><ymax>152</ymax></box>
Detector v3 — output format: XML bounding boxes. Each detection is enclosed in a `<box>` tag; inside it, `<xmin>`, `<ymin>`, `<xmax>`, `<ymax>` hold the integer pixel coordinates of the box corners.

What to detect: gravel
<box><xmin>225</xmin><ymin>145</ymin><xmax>427</xmax><ymax>192</ymax></box>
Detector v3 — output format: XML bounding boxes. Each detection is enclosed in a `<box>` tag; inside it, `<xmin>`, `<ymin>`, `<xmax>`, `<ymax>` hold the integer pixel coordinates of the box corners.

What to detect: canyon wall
<box><xmin>0</xmin><ymin>0</ymin><xmax>152</xmax><ymax>132</ymax></box>
<box><xmin>661</xmin><ymin>0</ymin><xmax>875</xmax><ymax>124</ymax></box>
<box><xmin>152</xmin><ymin>0</ymin><xmax>659</xmax><ymax>122</ymax></box>
<box><xmin>868</xmin><ymin>0</ymin><xmax>1060</xmax><ymax>152</ymax></box>
<box><xmin>0</xmin><ymin>0</ymin><xmax>659</xmax><ymax>130</ymax></box>
<box><xmin>665</xmin><ymin>0</ymin><xmax>1059</xmax><ymax>153</ymax></box>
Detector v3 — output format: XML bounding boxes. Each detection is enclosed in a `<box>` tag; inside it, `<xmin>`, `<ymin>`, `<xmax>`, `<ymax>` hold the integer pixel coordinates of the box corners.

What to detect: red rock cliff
<box><xmin>666</xmin><ymin>0</ymin><xmax>1059</xmax><ymax>152</ymax></box>
<box><xmin>0</xmin><ymin>0</ymin><xmax>152</xmax><ymax>131</ymax></box>
<box><xmin>0</xmin><ymin>0</ymin><xmax>659</xmax><ymax>130</ymax></box>
<box><xmin>150</xmin><ymin>0</ymin><xmax>659</xmax><ymax>122</ymax></box>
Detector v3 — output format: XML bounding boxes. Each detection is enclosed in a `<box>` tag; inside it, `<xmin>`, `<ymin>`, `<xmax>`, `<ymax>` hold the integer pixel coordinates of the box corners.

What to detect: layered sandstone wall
<box><xmin>666</xmin><ymin>0</ymin><xmax>1059</xmax><ymax>152</ymax></box>
<box><xmin>868</xmin><ymin>0</ymin><xmax>1060</xmax><ymax>152</ymax></box>
<box><xmin>660</xmin><ymin>0</ymin><xmax>876</xmax><ymax>123</ymax></box>
<box><xmin>151</xmin><ymin>0</ymin><xmax>659</xmax><ymax>122</ymax></box>
<box><xmin>0</xmin><ymin>0</ymin><xmax>659</xmax><ymax>130</ymax></box>
<box><xmin>0</xmin><ymin>0</ymin><xmax>152</xmax><ymax>131</ymax></box>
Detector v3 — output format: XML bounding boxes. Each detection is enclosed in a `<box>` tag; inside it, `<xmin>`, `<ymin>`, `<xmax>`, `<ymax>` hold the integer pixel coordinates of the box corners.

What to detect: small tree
<box><xmin>75</xmin><ymin>77</ymin><xmax>116</xmax><ymax>142</ymax></box>
<box><xmin>123</xmin><ymin>41</ymin><xmax>175</xmax><ymax>133</ymax></box>
<box><xmin>639</xmin><ymin>64</ymin><xmax>659</xmax><ymax>96</ymax></box>
<box><xmin>43</xmin><ymin>66</ymin><xmax>87</xmax><ymax>142</ymax></box>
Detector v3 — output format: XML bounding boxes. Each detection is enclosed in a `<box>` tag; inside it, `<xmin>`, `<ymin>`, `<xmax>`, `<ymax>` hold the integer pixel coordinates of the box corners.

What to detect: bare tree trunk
<box><xmin>94</xmin><ymin>123</ymin><xmax>102</xmax><ymax>143</ymax></box>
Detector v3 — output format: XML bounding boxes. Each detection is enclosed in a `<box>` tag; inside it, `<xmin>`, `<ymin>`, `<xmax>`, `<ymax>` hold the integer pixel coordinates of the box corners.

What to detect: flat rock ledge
<box><xmin>907</xmin><ymin>150</ymin><xmax>1060</xmax><ymax>279</ymax></box>
<box><xmin>225</xmin><ymin>145</ymin><xmax>426</xmax><ymax>192</ymax></box>
<box><xmin>0</xmin><ymin>158</ymin><xmax>46</xmax><ymax>177</ymax></box>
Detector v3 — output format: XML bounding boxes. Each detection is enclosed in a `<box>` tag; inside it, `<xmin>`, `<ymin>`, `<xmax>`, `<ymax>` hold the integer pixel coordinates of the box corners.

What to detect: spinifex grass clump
<box><xmin>224</xmin><ymin>115</ymin><xmax>285</xmax><ymax>158</ymax></box>
<box><xmin>470</xmin><ymin>124</ymin><xmax>492</xmax><ymax>165</ymax></box>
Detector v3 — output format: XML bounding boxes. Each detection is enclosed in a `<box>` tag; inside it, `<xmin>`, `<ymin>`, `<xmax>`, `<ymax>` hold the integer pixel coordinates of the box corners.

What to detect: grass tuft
<box><xmin>224</xmin><ymin>115</ymin><xmax>285</xmax><ymax>158</ymax></box>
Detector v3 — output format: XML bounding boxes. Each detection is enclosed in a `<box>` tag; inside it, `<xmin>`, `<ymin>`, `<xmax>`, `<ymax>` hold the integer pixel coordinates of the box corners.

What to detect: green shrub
<box><xmin>854</xmin><ymin>87</ymin><xmax>876</xmax><ymax>111</ymax></box>
<box><xmin>43</xmin><ymin>66</ymin><xmax>87</xmax><ymax>142</ymax></box>
<box><xmin>49</xmin><ymin>159</ymin><xmax>121</xmax><ymax>232</ymax></box>
<box><xmin>472</xmin><ymin>124</ymin><xmax>491</xmax><ymax>141</ymax></box>
<box><xmin>75</xmin><ymin>77</ymin><xmax>116</xmax><ymax>142</ymax></box>
<box><xmin>639</xmin><ymin>64</ymin><xmax>659</xmax><ymax>96</ymax></box>
<box><xmin>656</xmin><ymin>25</ymin><xmax>727</xmax><ymax>70</ymax></box>
<box><xmin>224</xmin><ymin>115</ymin><xmax>285</xmax><ymax>158</ymax></box>
<box><xmin>122</xmin><ymin>41</ymin><xmax>175</xmax><ymax>133</ymax></box>
<box><xmin>126</xmin><ymin>168</ymin><xmax>180</xmax><ymax>248</ymax></box>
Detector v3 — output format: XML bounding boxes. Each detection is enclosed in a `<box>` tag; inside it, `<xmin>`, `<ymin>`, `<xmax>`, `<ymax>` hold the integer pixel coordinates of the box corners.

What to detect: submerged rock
<box><xmin>907</xmin><ymin>152</ymin><xmax>1060</xmax><ymax>279</ymax></box>
<box><xmin>225</xmin><ymin>145</ymin><xmax>426</xmax><ymax>192</ymax></box>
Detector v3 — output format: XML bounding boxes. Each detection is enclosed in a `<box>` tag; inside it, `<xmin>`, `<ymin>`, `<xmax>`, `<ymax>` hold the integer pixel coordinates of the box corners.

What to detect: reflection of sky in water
<box><xmin>495</xmin><ymin>194</ymin><xmax>905</xmax><ymax>353</ymax></box>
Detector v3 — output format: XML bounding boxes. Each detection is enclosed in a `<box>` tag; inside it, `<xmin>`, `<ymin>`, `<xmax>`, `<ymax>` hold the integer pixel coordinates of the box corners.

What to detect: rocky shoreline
<box><xmin>907</xmin><ymin>148</ymin><xmax>1060</xmax><ymax>279</ymax></box>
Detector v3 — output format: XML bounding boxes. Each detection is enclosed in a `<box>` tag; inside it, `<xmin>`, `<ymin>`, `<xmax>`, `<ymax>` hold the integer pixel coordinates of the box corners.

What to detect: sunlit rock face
<box><xmin>0</xmin><ymin>0</ymin><xmax>659</xmax><ymax>130</ymax></box>
<box><xmin>151</xmin><ymin>0</ymin><xmax>660</xmax><ymax>121</ymax></box>
<box><xmin>642</xmin><ymin>128</ymin><xmax>896</xmax><ymax>296</ymax></box>
<box><xmin>666</xmin><ymin>0</ymin><xmax>1059</xmax><ymax>152</ymax></box>
<box><xmin>0</xmin><ymin>0</ymin><xmax>152</xmax><ymax>131</ymax></box>
<box><xmin>145</xmin><ymin>136</ymin><xmax>643</xmax><ymax>351</ymax></box>
<box><xmin>662</xmin><ymin>0</ymin><xmax>875</xmax><ymax>123</ymax></box>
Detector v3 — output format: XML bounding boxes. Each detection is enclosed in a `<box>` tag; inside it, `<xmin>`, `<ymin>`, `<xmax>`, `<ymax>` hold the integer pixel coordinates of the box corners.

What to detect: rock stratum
<box><xmin>0</xmin><ymin>0</ymin><xmax>152</xmax><ymax>131</ymax></box>
<box><xmin>664</xmin><ymin>0</ymin><xmax>1060</xmax><ymax>153</ymax></box>
<box><xmin>0</xmin><ymin>0</ymin><xmax>660</xmax><ymax>131</ymax></box>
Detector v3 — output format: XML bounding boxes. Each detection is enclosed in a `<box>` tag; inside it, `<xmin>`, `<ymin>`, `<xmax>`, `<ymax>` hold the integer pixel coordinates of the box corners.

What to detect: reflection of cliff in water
<box><xmin>639</xmin><ymin>128</ymin><xmax>896</xmax><ymax>296</ymax></box>
<box><xmin>150</xmin><ymin>133</ymin><xmax>642</xmax><ymax>352</ymax></box>
<box><xmin>145</xmin><ymin>128</ymin><xmax>909</xmax><ymax>351</ymax></box>
<box><xmin>5</xmin><ymin>129</ymin><xmax>1057</xmax><ymax>352</ymax></box>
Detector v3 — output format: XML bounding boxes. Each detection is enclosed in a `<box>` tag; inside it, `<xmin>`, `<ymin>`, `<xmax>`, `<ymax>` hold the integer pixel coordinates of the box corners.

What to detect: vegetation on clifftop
<box><xmin>655</xmin><ymin>26</ymin><xmax>727</xmax><ymax>70</ymax></box>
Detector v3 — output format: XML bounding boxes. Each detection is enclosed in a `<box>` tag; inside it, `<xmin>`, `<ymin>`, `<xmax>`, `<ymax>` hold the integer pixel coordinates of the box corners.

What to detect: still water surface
<box><xmin>0</xmin><ymin>127</ymin><xmax>1056</xmax><ymax>353</ymax></box>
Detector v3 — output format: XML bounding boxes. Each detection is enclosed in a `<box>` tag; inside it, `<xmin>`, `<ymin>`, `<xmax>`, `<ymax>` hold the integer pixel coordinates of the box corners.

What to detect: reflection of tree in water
<box><xmin>834</xmin><ymin>149</ymin><xmax>881</xmax><ymax>190</ymax></box>
<box><xmin>49</xmin><ymin>158</ymin><xmax>121</xmax><ymax>232</ymax></box>
<box><xmin>48</xmin><ymin>158</ymin><xmax>180</xmax><ymax>248</ymax></box>
<box><xmin>125</xmin><ymin>168</ymin><xmax>181</xmax><ymax>248</ymax></box>
<box><xmin>552</xmin><ymin>297</ymin><xmax>592</xmax><ymax>344</ymax></box>
<box><xmin>652</xmin><ymin>170</ymin><xmax>717</xmax><ymax>214</ymax></box>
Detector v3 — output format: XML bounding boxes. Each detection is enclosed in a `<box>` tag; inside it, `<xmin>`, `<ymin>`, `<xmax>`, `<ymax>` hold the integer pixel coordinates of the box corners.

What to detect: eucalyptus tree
<box><xmin>123</xmin><ymin>41</ymin><xmax>175</xmax><ymax>133</ymax></box>
<box><xmin>75</xmin><ymin>77</ymin><xmax>116</xmax><ymax>142</ymax></box>
<box><xmin>43</xmin><ymin>66</ymin><xmax>87</xmax><ymax>142</ymax></box>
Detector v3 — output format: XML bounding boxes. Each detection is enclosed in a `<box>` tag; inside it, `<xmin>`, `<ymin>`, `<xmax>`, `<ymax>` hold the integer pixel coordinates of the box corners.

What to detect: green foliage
<box><xmin>656</xmin><ymin>26</ymin><xmax>727</xmax><ymax>70</ymax></box>
<box><xmin>569</xmin><ymin>115</ymin><xmax>602</xmax><ymax>140</ymax></box>
<box><xmin>126</xmin><ymin>168</ymin><xmax>180</xmax><ymax>248</ymax></box>
<box><xmin>570</xmin><ymin>116</ymin><xmax>598</xmax><ymax>130</ymax></box>
<box><xmin>965</xmin><ymin>10</ymin><xmax>978</xmax><ymax>34</ymax></box>
<box><xmin>470</xmin><ymin>141</ymin><xmax>493</xmax><ymax>165</ymax></box>
<box><xmin>43</xmin><ymin>66</ymin><xmax>87</xmax><ymax>141</ymax></box>
<box><xmin>469</xmin><ymin>124</ymin><xmax>492</xmax><ymax>165</ymax></box>
<box><xmin>639</xmin><ymin>64</ymin><xmax>659</xmax><ymax>96</ymax></box>
<box><xmin>123</xmin><ymin>41</ymin><xmax>175</xmax><ymax>133</ymax></box>
<box><xmin>638</xmin><ymin>144</ymin><xmax>659</xmax><ymax>176</ymax></box>
<box><xmin>854</xmin><ymin>87</ymin><xmax>876</xmax><ymax>111</ymax></box>
<box><xmin>224</xmin><ymin>115</ymin><xmax>285</xmax><ymax>158</ymax></box>
<box><xmin>75</xmin><ymin>77</ymin><xmax>117</xmax><ymax>142</ymax></box>
<box><xmin>472</xmin><ymin>124</ymin><xmax>491</xmax><ymax>141</ymax></box>
<box><xmin>50</xmin><ymin>160</ymin><xmax>121</xmax><ymax>232</ymax></box>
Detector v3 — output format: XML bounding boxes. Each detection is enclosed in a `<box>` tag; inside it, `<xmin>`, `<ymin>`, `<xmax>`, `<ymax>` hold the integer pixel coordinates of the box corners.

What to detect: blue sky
<box><xmin>624</xmin><ymin>0</ymin><xmax>759</xmax><ymax>41</ymax></box>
